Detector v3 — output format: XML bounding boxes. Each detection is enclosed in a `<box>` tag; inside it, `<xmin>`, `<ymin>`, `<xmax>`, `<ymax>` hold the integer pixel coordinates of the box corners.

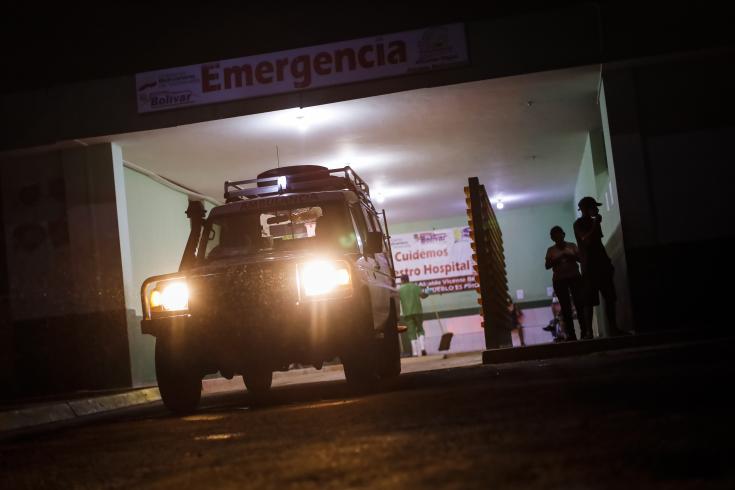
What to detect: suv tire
<box><xmin>155</xmin><ymin>337</ymin><xmax>202</xmax><ymax>414</ymax></box>
<box><xmin>342</xmin><ymin>294</ymin><xmax>382</xmax><ymax>385</ymax></box>
<box><xmin>243</xmin><ymin>369</ymin><xmax>273</xmax><ymax>395</ymax></box>
<box><xmin>342</xmin><ymin>350</ymin><xmax>379</xmax><ymax>385</ymax></box>
<box><xmin>377</xmin><ymin>304</ymin><xmax>401</xmax><ymax>379</ymax></box>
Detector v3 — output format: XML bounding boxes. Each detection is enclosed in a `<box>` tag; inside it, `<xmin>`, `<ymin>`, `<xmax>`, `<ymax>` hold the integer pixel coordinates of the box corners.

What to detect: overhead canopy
<box><xmin>81</xmin><ymin>65</ymin><xmax>600</xmax><ymax>223</ymax></box>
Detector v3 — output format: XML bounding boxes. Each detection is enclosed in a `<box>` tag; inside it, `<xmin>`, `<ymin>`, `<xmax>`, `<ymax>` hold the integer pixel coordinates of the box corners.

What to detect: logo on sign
<box><xmin>144</xmin><ymin>90</ymin><xmax>194</xmax><ymax>108</ymax></box>
<box><xmin>414</xmin><ymin>232</ymin><xmax>448</xmax><ymax>244</ymax></box>
<box><xmin>138</xmin><ymin>81</ymin><xmax>158</xmax><ymax>91</ymax></box>
<box><xmin>416</xmin><ymin>26</ymin><xmax>459</xmax><ymax>64</ymax></box>
<box><xmin>137</xmin><ymin>71</ymin><xmax>200</xmax><ymax>110</ymax></box>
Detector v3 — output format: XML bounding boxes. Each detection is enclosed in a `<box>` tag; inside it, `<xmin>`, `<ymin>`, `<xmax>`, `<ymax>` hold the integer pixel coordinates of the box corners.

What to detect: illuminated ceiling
<box><xmin>83</xmin><ymin>65</ymin><xmax>601</xmax><ymax>223</ymax></box>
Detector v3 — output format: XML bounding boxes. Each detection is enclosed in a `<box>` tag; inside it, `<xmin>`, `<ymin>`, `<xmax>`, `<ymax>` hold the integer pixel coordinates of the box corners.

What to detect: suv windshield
<box><xmin>201</xmin><ymin>202</ymin><xmax>357</xmax><ymax>261</ymax></box>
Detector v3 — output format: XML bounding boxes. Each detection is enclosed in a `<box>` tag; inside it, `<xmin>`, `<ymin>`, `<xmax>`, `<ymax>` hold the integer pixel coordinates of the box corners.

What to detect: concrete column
<box><xmin>0</xmin><ymin>181</ymin><xmax>14</xmax><ymax>395</ymax></box>
<box><xmin>0</xmin><ymin>143</ymin><xmax>132</xmax><ymax>399</ymax></box>
<box><xmin>602</xmin><ymin>53</ymin><xmax>735</xmax><ymax>333</ymax></box>
<box><xmin>111</xmin><ymin>148</ymin><xmax>157</xmax><ymax>387</ymax></box>
<box><xmin>599</xmin><ymin>68</ymin><xmax>656</xmax><ymax>333</ymax></box>
<box><xmin>595</xmin><ymin>85</ymin><xmax>636</xmax><ymax>335</ymax></box>
<box><xmin>600</xmin><ymin>69</ymin><xmax>659</xmax><ymax>250</ymax></box>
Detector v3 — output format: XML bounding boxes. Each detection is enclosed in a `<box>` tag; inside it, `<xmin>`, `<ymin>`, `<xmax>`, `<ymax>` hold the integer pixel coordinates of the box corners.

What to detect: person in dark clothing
<box><xmin>545</xmin><ymin>225</ymin><xmax>589</xmax><ymax>340</ymax></box>
<box><xmin>573</xmin><ymin>196</ymin><xmax>624</xmax><ymax>336</ymax></box>
<box><xmin>507</xmin><ymin>299</ymin><xmax>526</xmax><ymax>346</ymax></box>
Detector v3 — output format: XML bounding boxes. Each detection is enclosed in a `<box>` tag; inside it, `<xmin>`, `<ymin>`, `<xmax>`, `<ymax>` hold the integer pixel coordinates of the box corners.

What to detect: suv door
<box><xmin>360</xmin><ymin>205</ymin><xmax>396</xmax><ymax>330</ymax></box>
<box><xmin>347</xmin><ymin>204</ymin><xmax>380</xmax><ymax>330</ymax></box>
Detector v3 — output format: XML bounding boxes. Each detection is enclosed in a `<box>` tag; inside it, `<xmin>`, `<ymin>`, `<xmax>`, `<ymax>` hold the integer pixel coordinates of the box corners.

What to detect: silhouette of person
<box><xmin>545</xmin><ymin>225</ymin><xmax>589</xmax><ymax>340</ymax></box>
<box><xmin>573</xmin><ymin>196</ymin><xmax>624</xmax><ymax>336</ymax></box>
<box><xmin>507</xmin><ymin>299</ymin><xmax>525</xmax><ymax>346</ymax></box>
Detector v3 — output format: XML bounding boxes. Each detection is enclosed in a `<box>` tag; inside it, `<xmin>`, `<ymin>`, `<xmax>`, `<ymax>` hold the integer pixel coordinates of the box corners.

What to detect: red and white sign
<box><xmin>135</xmin><ymin>24</ymin><xmax>467</xmax><ymax>113</ymax></box>
<box><xmin>391</xmin><ymin>226</ymin><xmax>476</xmax><ymax>295</ymax></box>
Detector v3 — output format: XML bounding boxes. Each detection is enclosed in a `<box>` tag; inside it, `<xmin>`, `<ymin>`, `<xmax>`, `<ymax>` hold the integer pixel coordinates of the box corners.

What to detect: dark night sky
<box><xmin>1</xmin><ymin>1</ymin><xmax>732</xmax><ymax>94</ymax></box>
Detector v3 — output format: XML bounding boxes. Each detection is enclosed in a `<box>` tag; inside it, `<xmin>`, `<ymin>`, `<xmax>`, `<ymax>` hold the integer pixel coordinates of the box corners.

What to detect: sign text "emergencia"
<box><xmin>202</xmin><ymin>41</ymin><xmax>407</xmax><ymax>92</ymax></box>
<box><xmin>135</xmin><ymin>24</ymin><xmax>468</xmax><ymax>113</ymax></box>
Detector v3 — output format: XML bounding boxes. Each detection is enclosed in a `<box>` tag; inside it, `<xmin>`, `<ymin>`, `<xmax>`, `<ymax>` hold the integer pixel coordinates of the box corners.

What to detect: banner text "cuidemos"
<box><xmin>394</xmin><ymin>248</ymin><xmax>449</xmax><ymax>262</ymax></box>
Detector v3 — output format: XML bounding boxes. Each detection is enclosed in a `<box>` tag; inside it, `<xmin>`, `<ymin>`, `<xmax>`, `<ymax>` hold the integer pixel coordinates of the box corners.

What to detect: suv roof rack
<box><xmin>224</xmin><ymin>165</ymin><xmax>377</xmax><ymax>213</ymax></box>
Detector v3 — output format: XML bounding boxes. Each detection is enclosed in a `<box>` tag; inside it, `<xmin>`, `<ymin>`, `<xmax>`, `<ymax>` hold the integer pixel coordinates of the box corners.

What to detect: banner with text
<box><xmin>391</xmin><ymin>226</ymin><xmax>477</xmax><ymax>295</ymax></box>
<box><xmin>136</xmin><ymin>23</ymin><xmax>467</xmax><ymax>113</ymax></box>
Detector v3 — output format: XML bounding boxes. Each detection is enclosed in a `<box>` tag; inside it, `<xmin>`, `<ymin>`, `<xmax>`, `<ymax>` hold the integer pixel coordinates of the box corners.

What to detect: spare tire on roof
<box><xmin>257</xmin><ymin>165</ymin><xmax>329</xmax><ymax>186</ymax></box>
<box><xmin>256</xmin><ymin>165</ymin><xmax>348</xmax><ymax>195</ymax></box>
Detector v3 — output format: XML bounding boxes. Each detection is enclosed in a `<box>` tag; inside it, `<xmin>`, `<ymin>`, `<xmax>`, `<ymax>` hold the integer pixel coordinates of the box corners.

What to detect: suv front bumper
<box><xmin>141</xmin><ymin>296</ymin><xmax>366</xmax><ymax>363</ymax></box>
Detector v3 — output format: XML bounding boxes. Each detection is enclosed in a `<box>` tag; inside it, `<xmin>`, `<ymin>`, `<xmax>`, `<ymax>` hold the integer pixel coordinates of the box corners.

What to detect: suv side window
<box><xmin>363</xmin><ymin>207</ymin><xmax>391</xmax><ymax>250</ymax></box>
<box><xmin>349</xmin><ymin>205</ymin><xmax>368</xmax><ymax>252</ymax></box>
<box><xmin>364</xmin><ymin>208</ymin><xmax>383</xmax><ymax>235</ymax></box>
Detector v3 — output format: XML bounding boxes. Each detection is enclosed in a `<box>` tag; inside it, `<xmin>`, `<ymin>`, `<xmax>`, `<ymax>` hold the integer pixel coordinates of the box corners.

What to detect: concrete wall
<box><xmin>0</xmin><ymin>144</ymin><xmax>132</xmax><ymax>398</ymax></box>
<box><xmin>573</xmin><ymin>128</ymin><xmax>633</xmax><ymax>335</ymax></box>
<box><xmin>0</xmin><ymin>144</ymin><xmax>212</xmax><ymax>394</ymax></box>
<box><xmin>574</xmin><ymin>135</ymin><xmax>597</xmax><ymax>218</ymax></box>
<box><xmin>573</xmin><ymin>129</ymin><xmax>622</xmax><ymax>243</ymax></box>
<box><xmin>601</xmin><ymin>50</ymin><xmax>735</xmax><ymax>332</ymax></box>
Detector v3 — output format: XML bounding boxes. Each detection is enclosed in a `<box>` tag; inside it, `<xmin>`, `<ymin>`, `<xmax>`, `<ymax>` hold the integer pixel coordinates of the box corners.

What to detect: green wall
<box><xmin>124</xmin><ymin>167</ymin><xmax>194</xmax><ymax>315</ymax></box>
<box><xmin>574</xmin><ymin>136</ymin><xmax>597</xmax><ymax>217</ymax></box>
<box><xmin>573</xmin><ymin>130</ymin><xmax>622</xmax><ymax>245</ymax></box>
<box><xmin>390</xmin><ymin>201</ymin><xmax>575</xmax><ymax>313</ymax></box>
<box><xmin>497</xmin><ymin>202</ymin><xmax>576</xmax><ymax>302</ymax></box>
<box><xmin>572</xmin><ymin>124</ymin><xmax>632</xmax><ymax>335</ymax></box>
<box><xmin>123</xmin><ymin>167</ymin><xmax>216</xmax><ymax>385</ymax></box>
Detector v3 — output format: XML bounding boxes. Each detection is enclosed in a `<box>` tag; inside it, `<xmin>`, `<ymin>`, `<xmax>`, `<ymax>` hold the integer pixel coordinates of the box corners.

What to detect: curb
<box><xmin>0</xmin><ymin>387</ymin><xmax>161</xmax><ymax>433</ymax></box>
<box><xmin>1</xmin><ymin>352</ymin><xmax>481</xmax><ymax>435</ymax></box>
<box><xmin>0</xmin><ymin>365</ymin><xmax>350</xmax><ymax>434</ymax></box>
<box><xmin>482</xmin><ymin>330</ymin><xmax>734</xmax><ymax>364</ymax></box>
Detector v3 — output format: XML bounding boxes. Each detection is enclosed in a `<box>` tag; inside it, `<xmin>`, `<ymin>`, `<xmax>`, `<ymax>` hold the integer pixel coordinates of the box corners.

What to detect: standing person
<box><xmin>574</xmin><ymin>196</ymin><xmax>624</xmax><ymax>336</ymax></box>
<box><xmin>508</xmin><ymin>299</ymin><xmax>526</xmax><ymax>346</ymax></box>
<box><xmin>398</xmin><ymin>274</ymin><xmax>429</xmax><ymax>356</ymax></box>
<box><xmin>545</xmin><ymin>225</ymin><xmax>589</xmax><ymax>340</ymax></box>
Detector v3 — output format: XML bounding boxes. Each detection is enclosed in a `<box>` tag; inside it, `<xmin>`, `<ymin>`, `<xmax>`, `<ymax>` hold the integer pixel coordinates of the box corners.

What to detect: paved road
<box><xmin>2</xmin><ymin>341</ymin><xmax>734</xmax><ymax>489</ymax></box>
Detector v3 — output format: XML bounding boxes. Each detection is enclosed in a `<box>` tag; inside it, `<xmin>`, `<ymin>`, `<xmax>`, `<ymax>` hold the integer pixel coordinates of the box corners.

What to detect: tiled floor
<box><xmin>418</xmin><ymin>307</ymin><xmax>568</xmax><ymax>353</ymax></box>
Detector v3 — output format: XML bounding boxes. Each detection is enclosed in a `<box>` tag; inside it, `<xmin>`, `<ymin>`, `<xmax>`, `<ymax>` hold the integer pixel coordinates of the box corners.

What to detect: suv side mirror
<box><xmin>364</xmin><ymin>231</ymin><xmax>384</xmax><ymax>254</ymax></box>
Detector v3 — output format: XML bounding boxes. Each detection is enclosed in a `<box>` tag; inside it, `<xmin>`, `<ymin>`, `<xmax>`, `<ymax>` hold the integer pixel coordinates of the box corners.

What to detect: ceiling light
<box><xmin>295</xmin><ymin>109</ymin><xmax>309</xmax><ymax>131</ymax></box>
<box><xmin>495</xmin><ymin>198</ymin><xmax>504</xmax><ymax>210</ymax></box>
<box><xmin>374</xmin><ymin>191</ymin><xmax>385</xmax><ymax>204</ymax></box>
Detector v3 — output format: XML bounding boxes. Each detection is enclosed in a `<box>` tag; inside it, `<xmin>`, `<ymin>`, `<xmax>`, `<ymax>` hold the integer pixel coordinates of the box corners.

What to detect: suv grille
<box><xmin>188</xmin><ymin>262</ymin><xmax>299</xmax><ymax>328</ymax></box>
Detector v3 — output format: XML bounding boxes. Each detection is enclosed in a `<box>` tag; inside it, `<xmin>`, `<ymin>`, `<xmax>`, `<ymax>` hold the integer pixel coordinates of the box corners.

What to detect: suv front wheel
<box><xmin>376</xmin><ymin>303</ymin><xmax>401</xmax><ymax>379</ymax></box>
<box><xmin>155</xmin><ymin>337</ymin><xmax>202</xmax><ymax>414</ymax></box>
<box><xmin>243</xmin><ymin>369</ymin><xmax>273</xmax><ymax>396</ymax></box>
<box><xmin>342</xmin><ymin>297</ymin><xmax>400</xmax><ymax>384</ymax></box>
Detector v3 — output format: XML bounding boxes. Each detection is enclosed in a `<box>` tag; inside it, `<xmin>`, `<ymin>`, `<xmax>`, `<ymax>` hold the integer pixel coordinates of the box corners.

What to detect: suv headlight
<box><xmin>298</xmin><ymin>260</ymin><xmax>352</xmax><ymax>299</ymax></box>
<box><xmin>150</xmin><ymin>280</ymin><xmax>189</xmax><ymax>313</ymax></box>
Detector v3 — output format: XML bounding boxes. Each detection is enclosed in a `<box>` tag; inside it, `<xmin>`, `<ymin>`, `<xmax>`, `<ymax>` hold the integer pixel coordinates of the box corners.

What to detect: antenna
<box><xmin>276</xmin><ymin>145</ymin><xmax>280</xmax><ymax>168</ymax></box>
